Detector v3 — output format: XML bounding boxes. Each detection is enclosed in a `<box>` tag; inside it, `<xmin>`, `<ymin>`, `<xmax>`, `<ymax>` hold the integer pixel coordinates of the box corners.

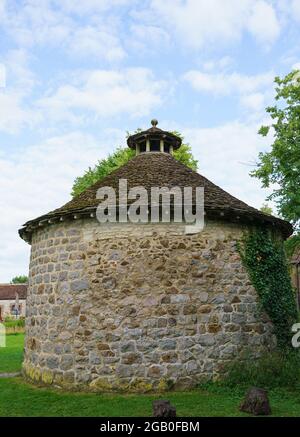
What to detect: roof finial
<box><xmin>151</xmin><ymin>119</ymin><xmax>158</xmax><ymax>127</ymax></box>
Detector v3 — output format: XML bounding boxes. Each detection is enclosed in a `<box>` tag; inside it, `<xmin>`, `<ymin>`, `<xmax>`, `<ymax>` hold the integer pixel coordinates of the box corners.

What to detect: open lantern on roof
<box><xmin>127</xmin><ymin>119</ymin><xmax>182</xmax><ymax>155</ymax></box>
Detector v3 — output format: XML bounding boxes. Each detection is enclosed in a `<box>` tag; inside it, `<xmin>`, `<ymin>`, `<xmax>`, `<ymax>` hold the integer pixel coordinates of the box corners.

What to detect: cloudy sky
<box><xmin>0</xmin><ymin>0</ymin><xmax>300</xmax><ymax>281</ymax></box>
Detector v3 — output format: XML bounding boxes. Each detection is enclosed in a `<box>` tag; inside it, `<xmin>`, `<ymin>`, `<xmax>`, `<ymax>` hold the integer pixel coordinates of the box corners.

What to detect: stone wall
<box><xmin>23</xmin><ymin>219</ymin><xmax>276</xmax><ymax>392</ymax></box>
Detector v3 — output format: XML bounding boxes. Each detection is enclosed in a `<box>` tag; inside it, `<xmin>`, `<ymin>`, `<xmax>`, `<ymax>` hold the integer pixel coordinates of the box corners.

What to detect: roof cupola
<box><xmin>127</xmin><ymin>119</ymin><xmax>182</xmax><ymax>155</ymax></box>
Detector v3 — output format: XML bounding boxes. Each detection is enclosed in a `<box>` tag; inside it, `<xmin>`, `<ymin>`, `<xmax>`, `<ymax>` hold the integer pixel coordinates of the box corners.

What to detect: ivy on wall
<box><xmin>238</xmin><ymin>230</ymin><xmax>298</xmax><ymax>349</ymax></box>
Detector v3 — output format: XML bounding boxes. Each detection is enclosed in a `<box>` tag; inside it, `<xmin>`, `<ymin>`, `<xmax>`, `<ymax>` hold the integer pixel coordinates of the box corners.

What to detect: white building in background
<box><xmin>0</xmin><ymin>284</ymin><xmax>27</xmax><ymax>321</ymax></box>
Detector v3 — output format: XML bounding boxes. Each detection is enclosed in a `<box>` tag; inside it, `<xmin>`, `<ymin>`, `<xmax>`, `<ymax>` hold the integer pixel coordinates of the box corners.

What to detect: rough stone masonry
<box><xmin>23</xmin><ymin>219</ymin><xmax>276</xmax><ymax>392</ymax></box>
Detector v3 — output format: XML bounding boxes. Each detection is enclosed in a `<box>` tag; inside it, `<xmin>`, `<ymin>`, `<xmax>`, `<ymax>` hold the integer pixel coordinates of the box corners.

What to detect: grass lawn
<box><xmin>0</xmin><ymin>333</ymin><xmax>24</xmax><ymax>373</ymax></box>
<box><xmin>1</xmin><ymin>333</ymin><xmax>300</xmax><ymax>416</ymax></box>
<box><xmin>1</xmin><ymin>378</ymin><xmax>300</xmax><ymax>417</ymax></box>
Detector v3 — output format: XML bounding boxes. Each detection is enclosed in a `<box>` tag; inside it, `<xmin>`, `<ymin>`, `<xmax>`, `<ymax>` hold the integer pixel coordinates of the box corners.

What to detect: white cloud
<box><xmin>182</xmin><ymin>120</ymin><xmax>273</xmax><ymax>210</ymax></box>
<box><xmin>183</xmin><ymin>69</ymin><xmax>274</xmax><ymax>120</ymax></box>
<box><xmin>183</xmin><ymin>70</ymin><xmax>273</xmax><ymax>96</ymax></box>
<box><xmin>37</xmin><ymin>68</ymin><xmax>167</xmax><ymax>122</ymax></box>
<box><xmin>2</xmin><ymin>0</ymin><xmax>73</xmax><ymax>47</ymax></box>
<box><xmin>68</xmin><ymin>26</ymin><xmax>126</xmax><ymax>62</ymax></box>
<box><xmin>240</xmin><ymin>92</ymin><xmax>266</xmax><ymax>111</ymax></box>
<box><xmin>150</xmin><ymin>0</ymin><xmax>247</xmax><ymax>49</ymax></box>
<box><xmin>0</xmin><ymin>63</ymin><xmax>5</xmax><ymax>87</ymax></box>
<box><xmin>0</xmin><ymin>0</ymin><xmax>283</xmax><ymax>65</ymax></box>
<box><xmin>4</xmin><ymin>49</ymin><xmax>35</xmax><ymax>90</ymax></box>
<box><xmin>292</xmin><ymin>62</ymin><xmax>300</xmax><ymax>70</ymax></box>
<box><xmin>1</xmin><ymin>0</ymin><xmax>126</xmax><ymax>62</ymax></box>
<box><xmin>56</xmin><ymin>0</ymin><xmax>132</xmax><ymax>15</ymax></box>
<box><xmin>202</xmin><ymin>56</ymin><xmax>234</xmax><ymax>72</ymax></box>
<box><xmin>128</xmin><ymin>24</ymin><xmax>170</xmax><ymax>53</ymax></box>
<box><xmin>147</xmin><ymin>0</ymin><xmax>280</xmax><ymax>49</ymax></box>
<box><xmin>247</xmin><ymin>1</ymin><xmax>280</xmax><ymax>44</ymax></box>
<box><xmin>0</xmin><ymin>0</ymin><xmax>6</xmax><ymax>21</ymax></box>
<box><xmin>0</xmin><ymin>130</ymin><xmax>124</xmax><ymax>282</ymax></box>
<box><xmin>291</xmin><ymin>0</ymin><xmax>300</xmax><ymax>21</ymax></box>
<box><xmin>0</xmin><ymin>91</ymin><xmax>40</xmax><ymax>133</ymax></box>
<box><xmin>0</xmin><ymin>50</ymin><xmax>39</xmax><ymax>133</ymax></box>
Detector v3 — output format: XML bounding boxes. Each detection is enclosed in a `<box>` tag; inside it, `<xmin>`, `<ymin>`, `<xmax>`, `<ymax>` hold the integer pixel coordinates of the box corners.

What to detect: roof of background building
<box><xmin>19</xmin><ymin>151</ymin><xmax>293</xmax><ymax>242</ymax></box>
<box><xmin>0</xmin><ymin>284</ymin><xmax>27</xmax><ymax>300</ymax></box>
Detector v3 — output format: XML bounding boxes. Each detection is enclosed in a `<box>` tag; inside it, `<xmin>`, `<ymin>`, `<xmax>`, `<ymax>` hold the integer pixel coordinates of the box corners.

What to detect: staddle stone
<box><xmin>240</xmin><ymin>387</ymin><xmax>271</xmax><ymax>415</ymax></box>
<box><xmin>153</xmin><ymin>400</ymin><xmax>176</xmax><ymax>417</ymax></box>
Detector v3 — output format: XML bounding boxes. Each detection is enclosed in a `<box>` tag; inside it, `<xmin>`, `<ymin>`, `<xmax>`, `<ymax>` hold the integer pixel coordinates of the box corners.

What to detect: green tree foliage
<box><xmin>71</xmin><ymin>132</ymin><xmax>198</xmax><ymax>197</ymax></box>
<box><xmin>11</xmin><ymin>275</ymin><xmax>28</xmax><ymax>284</ymax></box>
<box><xmin>260</xmin><ymin>203</ymin><xmax>273</xmax><ymax>215</ymax></box>
<box><xmin>285</xmin><ymin>233</ymin><xmax>300</xmax><ymax>259</ymax></box>
<box><xmin>251</xmin><ymin>71</ymin><xmax>300</xmax><ymax>230</ymax></box>
<box><xmin>238</xmin><ymin>230</ymin><xmax>298</xmax><ymax>349</ymax></box>
<box><xmin>71</xmin><ymin>147</ymin><xmax>135</xmax><ymax>197</ymax></box>
<box><xmin>171</xmin><ymin>131</ymin><xmax>198</xmax><ymax>171</ymax></box>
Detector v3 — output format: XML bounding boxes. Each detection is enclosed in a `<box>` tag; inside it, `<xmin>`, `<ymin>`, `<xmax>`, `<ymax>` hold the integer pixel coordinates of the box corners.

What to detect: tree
<box><xmin>71</xmin><ymin>132</ymin><xmax>198</xmax><ymax>197</ymax></box>
<box><xmin>172</xmin><ymin>131</ymin><xmax>198</xmax><ymax>171</ymax></box>
<box><xmin>260</xmin><ymin>203</ymin><xmax>273</xmax><ymax>215</ymax></box>
<box><xmin>11</xmin><ymin>275</ymin><xmax>28</xmax><ymax>284</ymax></box>
<box><xmin>285</xmin><ymin>233</ymin><xmax>300</xmax><ymax>259</ymax></box>
<box><xmin>251</xmin><ymin>70</ymin><xmax>300</xmax><ymax>231</ymax></box>
<box><xmin>71</xmin><ymin>147</ymin><xmax>135</xmax><ymax>197</ymax></box>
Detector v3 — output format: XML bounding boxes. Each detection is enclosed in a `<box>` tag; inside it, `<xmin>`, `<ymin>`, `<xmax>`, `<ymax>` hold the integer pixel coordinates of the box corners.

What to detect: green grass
<box><xmin>0</xmin><ymin>379</ymin><xmax>236</xmax><ymax>417</ymax></box>
<box><xmin>0</xmin><ymin>333</ymin><xmax>24</xmax><ymax>373</ymax></box>
<box><xmin>1</xmin><ymin>333</ymin><xmax>300</xmax><ymax>416</ymax></box>
<box><xmin>0</xmin><ymin>379</ymin><xmax>300</xmax><ymax>416</ymax></box>
<box><xmin>4</xmin><ymin>318</ymin><xmax>25</xmax><ymax>329</ymax></box>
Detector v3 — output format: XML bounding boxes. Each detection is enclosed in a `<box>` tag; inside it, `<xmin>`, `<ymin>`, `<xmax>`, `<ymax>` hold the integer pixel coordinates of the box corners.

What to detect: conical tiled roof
<box><xmin>19</xmin><ymin>152</ymin><xmax>292</xmax><ymax>242</ymax></box>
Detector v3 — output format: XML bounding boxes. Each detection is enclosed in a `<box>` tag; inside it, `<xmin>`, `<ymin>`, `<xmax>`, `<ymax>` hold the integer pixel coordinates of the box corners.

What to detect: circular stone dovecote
<box><xmin>20</xmin><ymin>122</ymin><xmax>292</xmax><ymax>392</ymax></box>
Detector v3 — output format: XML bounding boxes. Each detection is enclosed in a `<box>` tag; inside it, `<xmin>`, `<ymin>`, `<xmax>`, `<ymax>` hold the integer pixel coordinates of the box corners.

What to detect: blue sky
<box><xmin>1</xmin><ymin>0</ymin><xmax>300</xmax><ymax>281</ymax></box>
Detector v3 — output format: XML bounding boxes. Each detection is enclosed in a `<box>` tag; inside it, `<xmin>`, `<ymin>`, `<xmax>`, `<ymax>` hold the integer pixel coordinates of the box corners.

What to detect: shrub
<box><xmin>222</xmin><ymin>350</ymin><xmax>300</xmax><ymax>390</ymax></box>
<box><xmin>4</xmin><ymin>317</ymin><xmax>25</xmax><ymax>329</ymax></box>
